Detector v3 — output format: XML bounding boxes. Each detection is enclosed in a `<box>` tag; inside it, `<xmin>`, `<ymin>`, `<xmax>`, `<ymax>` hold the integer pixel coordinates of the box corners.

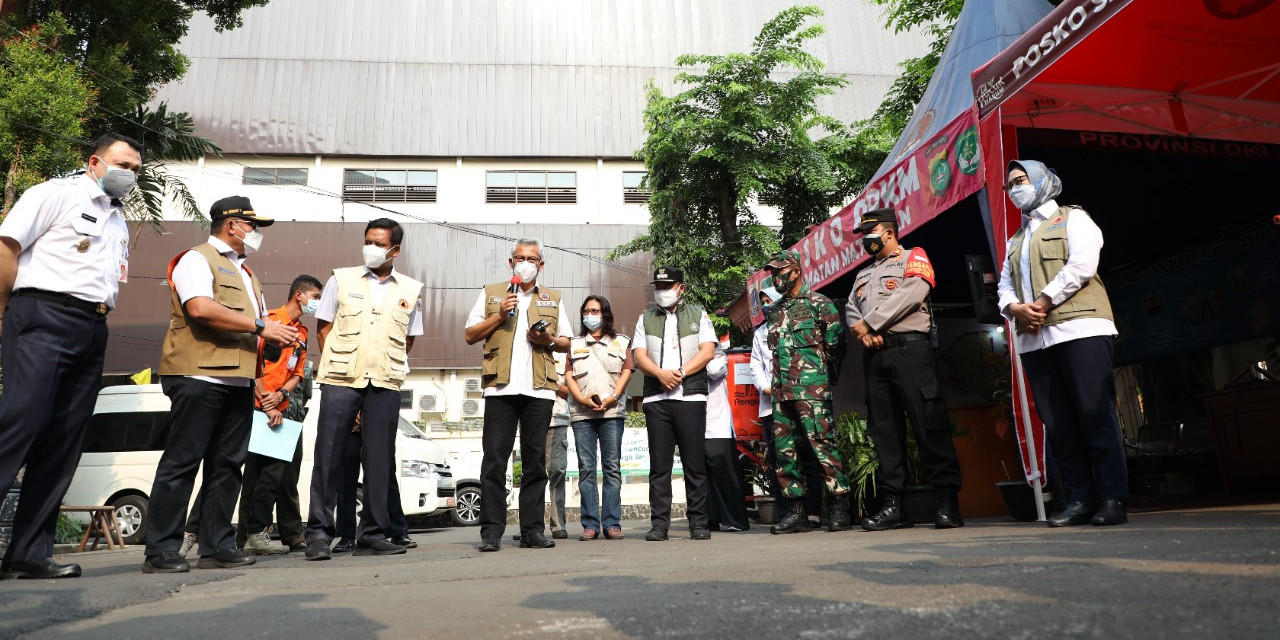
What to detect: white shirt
<box><xmin>0</xmin><ymin>174</ymin><xmax>129</xmax><ymax>308</ymax></box>
<box><xmin>631</xmin><ymin>306</ymin><xmax>717</xmax><ymax>403</ymax></box>
<box><xmin>997</xmin><ymin>199</ymin><xmax>1118</xmax><ymax>354</ymax></box>
<box><xmin>704</xmin><ymin>354</ymin><xmax>734</xmax><ymax>438</ymax></box>
<box><xmin>171</xmin><ymin>236</ymin><xmax>265</xmax><ymax>387</ymax></box>
<box><xmin>749</xmin><ymin>323</ymin><xmax>773</xmax><ymax>418</ymax></box>
<box><xmin>465</xmin><ymin>283</ymin><xmax>572</xmax><ymax>401</ymax></box>
<box><xmin>551</xmin><ymin>352</ymin><xmax>570</xmax><ymax>427</ymax></box>
<box><xmin>315</xmin><ymin>267</ymin><xmax>424</xmax><ymax>336</ymax></box>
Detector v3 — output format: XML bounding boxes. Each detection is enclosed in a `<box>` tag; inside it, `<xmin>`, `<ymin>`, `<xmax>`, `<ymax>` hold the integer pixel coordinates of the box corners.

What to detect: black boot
<box><xmin>861</xmin><ymin>494</ymin><xmax>912</xmax><ymax>531</ymax></box>
<box><xmin>770</xmin><ymin>499</ymin><xmax>811</xmax><ymax>535</ymax></box>
<box><xmin>935</xmin><ymin>488</ymin><xmax>964</xmax><ymax>529</ymax></box>
<box><xmin>828</xmin><ymin>493</ymin><xmax>852</xmax><ymax>532</ymax></box>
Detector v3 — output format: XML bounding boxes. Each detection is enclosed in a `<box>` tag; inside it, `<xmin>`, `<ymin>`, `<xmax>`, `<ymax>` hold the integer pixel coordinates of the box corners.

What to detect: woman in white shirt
<box><xmin>704</xmin><ymin>348</ymin><xmax>749</xmax><ymax>531</ymax></box>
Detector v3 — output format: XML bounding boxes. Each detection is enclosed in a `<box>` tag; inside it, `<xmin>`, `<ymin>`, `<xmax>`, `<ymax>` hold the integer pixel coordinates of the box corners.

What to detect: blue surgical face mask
<box><xmin>582</xmin><ymin>314</ymin><xmax>603</xmax><ymax>331</ymax></box>
<box><xmin>302</xmin><ymin>297</ymin><xmax>320</xmax><ymax>316</ymax></box>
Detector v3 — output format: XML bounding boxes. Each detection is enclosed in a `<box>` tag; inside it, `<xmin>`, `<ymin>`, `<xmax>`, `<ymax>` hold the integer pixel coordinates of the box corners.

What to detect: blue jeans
<box><xmin>572</xmin><ymin>417</ymin><xmax>624</xmax><ymax>531</ymax></box>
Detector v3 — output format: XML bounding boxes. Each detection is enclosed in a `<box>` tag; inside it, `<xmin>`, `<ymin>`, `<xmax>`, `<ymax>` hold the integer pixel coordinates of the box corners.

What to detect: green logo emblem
<box><xmin>955</xmin><ymin>125</ymin><xmax>980</xmax><ymax>176</ymax></box>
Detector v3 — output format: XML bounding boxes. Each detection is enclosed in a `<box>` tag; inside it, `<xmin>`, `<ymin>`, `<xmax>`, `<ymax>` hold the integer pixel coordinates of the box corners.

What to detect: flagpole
<box><xmin>1011</xmin><ymin>348</ymin><xmax>1047</xmax><ymax>522</ymax></box>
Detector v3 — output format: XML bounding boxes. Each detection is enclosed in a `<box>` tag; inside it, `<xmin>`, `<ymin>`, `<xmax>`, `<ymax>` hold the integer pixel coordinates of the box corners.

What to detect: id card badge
<box><xmin>287</xmin><ymin>352</ymin><xmax>300</xmax><ymax>369</ymax></box>
<box><xmin>118</xmin><ymin>259</ymin><xmax>129</xmax><ymax>283</ymax></box>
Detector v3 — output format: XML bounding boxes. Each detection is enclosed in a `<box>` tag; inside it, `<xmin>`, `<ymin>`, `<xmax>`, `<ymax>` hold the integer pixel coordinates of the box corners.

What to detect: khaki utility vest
<box><xmin>480</xmin><ymin>282</ymin><xmax>562</xmax><ymax>391</ymax></box>
<box><xmin>640</xmin><ymin>302</ymin><xmax>708</xmax><ymax>396</ymax></box>
<box><xmin>316</xmin><ymin>267</ymin><xmax>424</xmax><ymax>391</ymax></box>
<box><xmin>159</xmin><ymin>243</ymin><xmax>264</xmax><ymax>378</ymax></box>
<box><xmin>1007</xmin><ymin>206</ymin><xmax>1114</xmax><ymax>334</ymax></box>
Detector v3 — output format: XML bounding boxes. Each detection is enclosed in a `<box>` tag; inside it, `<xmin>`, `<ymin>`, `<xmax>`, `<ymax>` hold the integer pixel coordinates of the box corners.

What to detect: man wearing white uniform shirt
<box><xmin>144</xmin><ymin>196</ymin><xmax>297</xmax><ymax>574</ymax></box>
<box><xmin>997</xmin><ymin>159</ymin><xmax>1127</xmax><ymax>528</ymax></box>
<box><xmin>0</xmin><ymin>134</ymin><xmax>140</xmax><ymax>580</ymax></box>
<box><xmin>631</xmin><ymin>266</ymin><xmax>717</xmax><ymax>542</ymax></box>
<box><xmin>464</xmin><ymin>238</ymin><xmax>571</xmax><ymax>553</ymax></box>
<box><xmin>304</xmin><ymin>218</ymin><xmax>424</xmax><ymax>560</ymax></box>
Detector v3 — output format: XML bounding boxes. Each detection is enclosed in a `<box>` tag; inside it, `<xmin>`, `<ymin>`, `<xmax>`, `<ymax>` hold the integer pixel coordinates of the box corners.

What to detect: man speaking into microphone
<box><xmin>464</xmin><ymin>238</ymin><xmax>571</xmax><ymax>552</ymax></box>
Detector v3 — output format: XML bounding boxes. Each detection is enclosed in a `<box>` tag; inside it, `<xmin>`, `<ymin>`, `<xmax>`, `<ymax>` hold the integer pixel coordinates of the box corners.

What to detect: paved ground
<box><xmin>3</xmin><ymin>503</ymin><xmax>1279</xmax><ymax>639</ymax></box>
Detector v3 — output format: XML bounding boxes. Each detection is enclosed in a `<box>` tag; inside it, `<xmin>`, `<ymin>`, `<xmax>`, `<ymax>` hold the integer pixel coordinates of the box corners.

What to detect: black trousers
<box><xmin>239</xmin><ymin>437</ymin><xmax>304</xmax><ymax>538</ymax></box>
<box><xmin>306</xmin><ymin>383</ymin><xmax>399</xmax><ymax>544</ymax></box>
<box><xmin>760</xmin><ymin>415</ymin><xmax>824</xmax><ymax>517</ymax></box>
<box><xmin>643</xmin><ymin>400</ymin><xmax>709</xmax><ymax>530</ymax></box>
<box><xmin>479</xmin><ymin>394</ymin><xmax>552</xmax><ymax>540</ymax></box>
<box><xmin>0</xmin><ymin>296</ymin><xmax>107</xmax><ymax>564</ymax></box>
<box><xmin>863</xmin><ymin>339</ymin><xmax>962</xmax><ymax>495</ymax></box>
<box><xmin>704</xmin><ymin>438</ymin><xmax>749</xmax><ymax>531</ymax></box>
<box><xmin>335</xmin><ymin>423</ymin><xmax>407</xmax><ymax>539</ymax></box>
<box><xmin>1021</xmin><ymin>335</ymin><xmax>1128</xmax><ymax>503</ymax></box>
<box><xmin>147</xmin><ymin>377</ymin><xmax>253</xmax><ymax>557</ymax></box>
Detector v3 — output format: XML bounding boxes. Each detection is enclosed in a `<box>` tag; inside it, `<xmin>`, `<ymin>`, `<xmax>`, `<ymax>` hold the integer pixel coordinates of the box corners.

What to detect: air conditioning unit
<box><xmin>419</xmin><ymin>394</ymin><xmax>442</xmax><ymax>412</ymax></box>
<box><xmin>463</xmin><ymin>377</ymin><xmax>483</xmax><ymax>394</ymax></box>
<box><xmin>461</xmin><ymin>398</ymin><xmax>484</xmax><ymax>418</ymax></box>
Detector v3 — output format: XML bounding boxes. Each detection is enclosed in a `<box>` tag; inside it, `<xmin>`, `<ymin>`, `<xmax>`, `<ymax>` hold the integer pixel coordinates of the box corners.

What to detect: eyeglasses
<box><xmin>237</xmin><ymin>220</ymin><xmax>258</xmax><ymax>231</ymax></box>
<box><xmin>1003</xmin><ymin>175</ymin><xmax>1031</xmax><ymax>191</ymax></box>
<box><xmin>511</xmin><ymin>256</ymin><xmax>541</xmax><ymax>263</ymax></box>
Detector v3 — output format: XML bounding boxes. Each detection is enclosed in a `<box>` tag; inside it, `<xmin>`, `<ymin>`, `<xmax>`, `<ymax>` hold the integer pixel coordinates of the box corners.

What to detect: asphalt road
<box><xmin>3</xmin><ymin>503</ymin><xmax>1279</xmax><ymax>639</ymax></box>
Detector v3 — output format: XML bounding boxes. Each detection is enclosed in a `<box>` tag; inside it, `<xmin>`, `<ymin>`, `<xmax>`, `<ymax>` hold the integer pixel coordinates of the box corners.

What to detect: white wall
<box><xmin>162</xmin><ymin>155</ymin><xmax>787</xmax><ymax>227</ymax></box>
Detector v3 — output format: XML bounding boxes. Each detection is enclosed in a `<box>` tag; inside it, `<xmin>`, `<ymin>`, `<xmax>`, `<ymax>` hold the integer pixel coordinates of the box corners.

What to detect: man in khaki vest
<box><xmin>305</xmin><ymin>218</ymin><xmax>424</xmax><ymax>560</ymax></box>
<box><xmin>998</xmin><ymin>159</ymin><xmax>1127</xmax><ymax>528</ymax></box>
<box><xmin>143</xmin><ymin>196</ymin><xmax>298</xmax><ymax>574</ymax></box>
<box><xmin>464</xmin><ymin>238</ymin><xmax>571</xmax><ymax>553</ymax></box>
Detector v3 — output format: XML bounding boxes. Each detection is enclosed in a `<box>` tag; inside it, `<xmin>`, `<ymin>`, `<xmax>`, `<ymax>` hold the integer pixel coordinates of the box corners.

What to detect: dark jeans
<box><xmin>479</xmin><ymin>394</ymin><xmax>552</xmax><ymax>540</ymax></box>
<box><xmin>572</xmin><ymin>417</ymin><xmax>624</xmax><ymax>531</ymax></box>
<box><xmin>863</xmin><ymin>340</ymin><xmax>962</xmax><ymax>495</ymax></box>
<box><xmin>1021</xmin><ymin>335</ymin><xmax>1128</xmax><ymax>503</ymax></box>
<box><xmin>0</xmin><ymin>296</ymin><xmax>107</xmax><ymax>564</ymax></box>
<box><xmin>642</xmin><ymin>399</ymin><xmax>708</xmax><ymax>531</ymax></box>
<box><xmin>306</xmin><ymin>383</ymin><xmax>399</xmax><ymax>544</ymax></box>
<box><xmin>146</xmin><ymin>377</ymin><xmax>253</xmax><ymax>557</ymax></box>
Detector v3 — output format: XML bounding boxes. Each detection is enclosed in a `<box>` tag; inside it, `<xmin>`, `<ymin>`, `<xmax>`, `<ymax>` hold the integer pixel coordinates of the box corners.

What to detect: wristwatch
<box><xmin>677</xmin><ymin>366</ymin><xmax>685</xmax><ymax>376</ymax></box>
<box><xmin>253</xmin><ymin>318</ymin><xmax>265</xmax><ymax>335</ymax></box>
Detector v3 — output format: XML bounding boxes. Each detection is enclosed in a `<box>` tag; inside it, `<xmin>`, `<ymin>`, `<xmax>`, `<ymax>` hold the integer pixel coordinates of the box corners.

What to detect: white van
<box><xmin>62</xmin><ymin>384</ymin><xmax>456</xmax><ymax>544</ymax></box>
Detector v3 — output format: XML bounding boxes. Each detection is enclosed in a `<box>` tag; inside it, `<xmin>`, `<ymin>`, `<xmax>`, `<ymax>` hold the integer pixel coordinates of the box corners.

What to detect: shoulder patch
<box><xmin>904</xmin><ymin>248</ymin><xmax>936</xmax><ymax>287</ymax></box>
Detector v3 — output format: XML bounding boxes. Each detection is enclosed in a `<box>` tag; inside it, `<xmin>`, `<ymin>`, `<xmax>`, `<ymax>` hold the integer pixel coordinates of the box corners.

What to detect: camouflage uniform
<box><xmin>768</xmin><ymin>275</ymin><xmax>850</xmax><ymax>499</ymax></box>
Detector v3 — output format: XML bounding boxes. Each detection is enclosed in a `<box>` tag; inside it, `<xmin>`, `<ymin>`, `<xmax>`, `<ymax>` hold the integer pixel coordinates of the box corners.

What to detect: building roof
<box><xmin>155</xmin><ymin>0</ymin><xmax>928</xmax><ymax>157</ymax></box>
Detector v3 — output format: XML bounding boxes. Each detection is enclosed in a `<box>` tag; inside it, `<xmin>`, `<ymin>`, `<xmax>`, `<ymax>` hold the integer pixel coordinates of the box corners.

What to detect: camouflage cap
<box><xmin>765</xmin><ymin>250</ymin><xmax>802</xmax><ymax>270</ymax></box>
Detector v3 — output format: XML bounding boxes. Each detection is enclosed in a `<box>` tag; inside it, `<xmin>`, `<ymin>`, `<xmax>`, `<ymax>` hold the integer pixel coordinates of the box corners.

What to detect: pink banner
<box><xmin>747</xmin><ymin>107</ymin><xmax>986</xmax><ymax>326</ymax></box>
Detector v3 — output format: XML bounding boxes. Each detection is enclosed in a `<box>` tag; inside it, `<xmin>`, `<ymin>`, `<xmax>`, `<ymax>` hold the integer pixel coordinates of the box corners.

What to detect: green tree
<box><xmin>614</xmin><ymin>6</ymin><xmax>854</xmax><ymax>328</ymax></box>
<box><xmin>0</xmin><ymin>15</ymin><xmax>95</xmax><ymax>214</ymax></box>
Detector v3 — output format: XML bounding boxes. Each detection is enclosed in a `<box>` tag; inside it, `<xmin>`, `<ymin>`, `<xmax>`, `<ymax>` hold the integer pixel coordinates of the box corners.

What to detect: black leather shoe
<box><xmin>331</xmin><ymin>537</ymin><xmax>356</xmax><ymax>553</ymax></box>
<box><xmin>1091</xmin><ymin>499</ymin><xmax>1128</xmax><ymax>526</ymax></box>
<box><xmin>478</xmin><ymin>536</ymin><xmax>501</xmax><ymax>552</ymax></box>
<box><xmin>1</xmin><ymin>558</ymin><xmax>82</xmax><ymax>580</ymax></box>
<box><xmin>862</xmin><ymin>495</ymin><xmax>913</xmax><ymax>531</ymax></box>
<box><xmin>353</xmin><ymin>538</ymin><xmax>407</xmax><ymax>556</ymax></box>
<box><xmin>935</xmin><ymin>488</ymin><xmax>965</xmax><ymax>529</ymax></box>
<box><xmin>518</xmin><ymin>532</ymin><xmax>556</xmax><ymax>548</ymax></box>
<box><xmin>690</xmin><ymin>527</ymin><xmax>711</xmax><ymax>540</ymax></box>
<box><xmin>551</xmin><ymin>529</ymin><xmax>568</xmax><ymax>540</ymax></box>
<box><xmin>1047</xmin><ymin>501</ymin><xmax>1096</xmax><ymax>527</ymax></box>
<box><xmin>286</xmin><ymin>538</ymin><xmax>307</xmax><ymax>552</ymax></box>
<box><xmin>771</xmin><ymin>499</ymin><xmax>811</xmax><ymax>535</ymax></box>
<box><xmin>196</xmin><ymin>548</ymin><xmax>256</xmax><ymax>569</ymax></box>
<box><xmin>644</xmin><ymin>526</ymin><xmax>669</xmax><ymax>541</ymax></box>
<box><xmin>390</xmin><ymin>535</ymin><xmax>418</xmax><ymax>549</ymax></box>
<box><xmin>142</xmin><ymin>551</ymin><xmax>190</xmax><ymax>574</ymax></box>
<box><xmin>828</xmin><ymin>493</ymin><xmax>853</xmax><ymax>532</ymax></box>
<box><xmin>304</xmin><ymin>540</ymin><xmax>332</xmax><ymax>561</ymax></box>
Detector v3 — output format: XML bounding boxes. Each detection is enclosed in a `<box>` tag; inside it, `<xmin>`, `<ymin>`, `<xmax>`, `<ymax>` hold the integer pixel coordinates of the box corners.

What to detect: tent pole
<box><xmin>1012</xmin><ymin>349</ymin><xmax>1047</xmax><ymax>522</ymax></box>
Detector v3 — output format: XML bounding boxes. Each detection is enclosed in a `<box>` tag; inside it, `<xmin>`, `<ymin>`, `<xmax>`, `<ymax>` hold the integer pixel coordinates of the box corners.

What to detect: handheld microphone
<box><xmin>507</xmin><ymin>275</ymin><xmax>521</xmax><ymax>316</ymax></box>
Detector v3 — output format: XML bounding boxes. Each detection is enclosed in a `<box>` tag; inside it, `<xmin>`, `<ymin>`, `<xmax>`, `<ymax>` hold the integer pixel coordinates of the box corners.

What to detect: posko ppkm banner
<box><xmin>1107</xmin><ymin>218</ymin><xmax>1280</xmax><ymax>366</ymax></box>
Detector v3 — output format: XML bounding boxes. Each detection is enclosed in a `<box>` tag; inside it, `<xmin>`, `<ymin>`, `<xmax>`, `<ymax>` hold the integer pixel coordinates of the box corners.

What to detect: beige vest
<box><xmin>1008</xmin><ymin>206</ymin><xmax>1114</xmax><ymax>334</ymax></box>
<box><xmin>159</xmin><ymin>243</ymin><xmax>264</xmax><ymax>378</ymax></box>
<box><xmin>316</xmin><ymin>267</ymin><xmax>424</xmax><ymax>391</ymax></box>
<box><xmin>480</xmin><ymin>282</ymin><xmax>562</xmax><ymax>391</ymax></box>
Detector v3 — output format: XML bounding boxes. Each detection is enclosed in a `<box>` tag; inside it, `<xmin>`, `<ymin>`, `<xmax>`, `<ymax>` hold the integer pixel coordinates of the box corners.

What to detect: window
<box><xmin>242</xmin><ymin>167</ymin><xmax>308</xmax><ymax>186</ymax></box>
<box><xmin>400</xmin><ymin>389</ymin><xmax>414</xmax><ymax>409</ymax></box>
<box><xmin>486</xmin><ymin>171</ymin><xmax>576</xmax><ymax>204</ymax></box>
<box><xmin>82</xmin><ymin>412</ymin><xmax>172</xmax><ymax>452</ymax></box>
<box><xmin>622</xmin><ymin>171</ymin><xmax>651</xmax><ymax>204</ymax></box>
<box><xmin>343</xmin><ymin>169</ymin><xmax>437</xmax><ymax>203</ymax></box>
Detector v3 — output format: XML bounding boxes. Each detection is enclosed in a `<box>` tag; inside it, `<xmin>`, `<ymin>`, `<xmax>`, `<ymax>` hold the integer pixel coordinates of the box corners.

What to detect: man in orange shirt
<box><xmin>241</xmin><ymin>275</ymin><xmax>323</xmax><ymax>555</ymax></box>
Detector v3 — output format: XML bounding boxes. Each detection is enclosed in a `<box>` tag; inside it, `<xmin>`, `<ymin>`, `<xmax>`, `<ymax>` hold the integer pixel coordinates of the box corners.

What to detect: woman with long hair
<box><xmin>565</xmin><ymin>295</ymin><xmax>633</xmax><ymax>540</ymax></box>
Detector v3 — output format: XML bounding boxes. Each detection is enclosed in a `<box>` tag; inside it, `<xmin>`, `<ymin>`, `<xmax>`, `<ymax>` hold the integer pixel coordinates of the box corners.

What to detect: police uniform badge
<box><xmin>689</xmin><ymin>322</ymin><xmax>698</xmax><ymax>332</ymax></box>
<box><xmin>75</xmin><ymin>237</ymin><xmax>91</xmax><ymax>253</ymax></box>
<box><xmin>885</xmin><ymin>279</ymin><xmax>898</xmax><ymax>291</ymax></box>
<box><xmin>539</xmin><ymin>292</ymin><xmax>550</xmax><ymax>301</ymax></box>
<box><xmin>399</xmin><ymin>298</ymin><xmax>409</xmax><ymax>309</ymax></box>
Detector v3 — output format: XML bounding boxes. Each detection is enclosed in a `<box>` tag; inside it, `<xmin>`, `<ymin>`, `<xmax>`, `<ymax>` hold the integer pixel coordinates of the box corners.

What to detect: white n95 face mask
<box><xmin>242</xmin><ymin>229</ymin><xmax>264</xmax><ymax>254</ymax></box>
<box><xmin>363</xmin><ymin>244</ymin><xmax>391</xmax><ymax>269</ymax></box>
<box><xmin>1008</xmin><ymin>184</ymin><xmax>1037</xmax><ymax>211</ymax></box>
<box><xmin>513</xmin><ymin>261</ymin><xmax>538</xmax><ymax>282</ymax></box>
<box><xmin>654</xmin><ymin>289</ymin><xmax>680</xmax><ymax>308</ymax></box>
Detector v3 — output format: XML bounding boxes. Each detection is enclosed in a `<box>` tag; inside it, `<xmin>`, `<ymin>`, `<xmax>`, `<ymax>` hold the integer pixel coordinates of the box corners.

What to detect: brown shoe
<box><xmin>578</xmin><ymin>529</ymin><xmax>599</xmax><ymax>541</ymax></box>
<box><xmin>604</xmin><ymin>526</ymin><xmax>624</xmax><ymax>540</ymax></box>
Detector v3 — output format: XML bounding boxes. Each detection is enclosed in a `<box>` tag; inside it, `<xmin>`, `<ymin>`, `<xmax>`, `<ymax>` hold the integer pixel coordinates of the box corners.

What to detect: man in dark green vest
<box><xmin>631</xmin><ymin>267</ymin><xmax>717</xmax><ymax>542</ymax></box>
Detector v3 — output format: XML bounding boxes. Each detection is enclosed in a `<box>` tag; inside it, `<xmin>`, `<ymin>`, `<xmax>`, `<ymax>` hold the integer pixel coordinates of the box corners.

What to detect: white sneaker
<box><xmin>178</xmin><ymin>532</ymin><xmax>198</xmax><ymax>557</ymax></box>
<box><xmin>244</xmin><ymin>530</ymin><xmax>288</xmax><ymax>556</ymax></box>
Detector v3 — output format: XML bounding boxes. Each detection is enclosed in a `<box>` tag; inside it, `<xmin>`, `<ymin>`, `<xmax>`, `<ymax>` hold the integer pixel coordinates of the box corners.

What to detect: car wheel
<box><xmin>452</xmin><ymin>486</ymin><xmax>481</xmax><ymax>526</ymax></box>
<box><xmin>112</xmin><ymin>495</ymin><xmax>148</xmax><ymax>545</ymax></box>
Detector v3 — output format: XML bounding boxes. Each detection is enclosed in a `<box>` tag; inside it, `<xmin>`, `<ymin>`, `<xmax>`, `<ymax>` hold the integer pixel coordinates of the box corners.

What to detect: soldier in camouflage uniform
<box><xmin>764</xmin><ymin>250</ymin><xmax>853</xmax><ymax>534</ymax></box>
<box><xmin>845</xmin><ymin>208</ymin><xmax>963</xmax><ymax>532</ymax></box>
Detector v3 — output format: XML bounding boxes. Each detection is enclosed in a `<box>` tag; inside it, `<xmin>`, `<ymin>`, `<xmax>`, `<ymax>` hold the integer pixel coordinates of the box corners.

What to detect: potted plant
<box><xmin>833</xmin><ymin>411</ymin><xmax>878</xmax><ymax>523</ymax></box>
<box><xmin>740</xmin><ymin>440</ymin><xmax>779</xmax><ymax>524</ymax></box>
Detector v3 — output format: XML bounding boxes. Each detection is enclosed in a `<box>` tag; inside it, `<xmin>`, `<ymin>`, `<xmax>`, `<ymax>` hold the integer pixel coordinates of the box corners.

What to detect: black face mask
<box><xmin>862</xmin><ymin>234</ymin><xmax>884</xmax><ymax>255</ymax></box>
